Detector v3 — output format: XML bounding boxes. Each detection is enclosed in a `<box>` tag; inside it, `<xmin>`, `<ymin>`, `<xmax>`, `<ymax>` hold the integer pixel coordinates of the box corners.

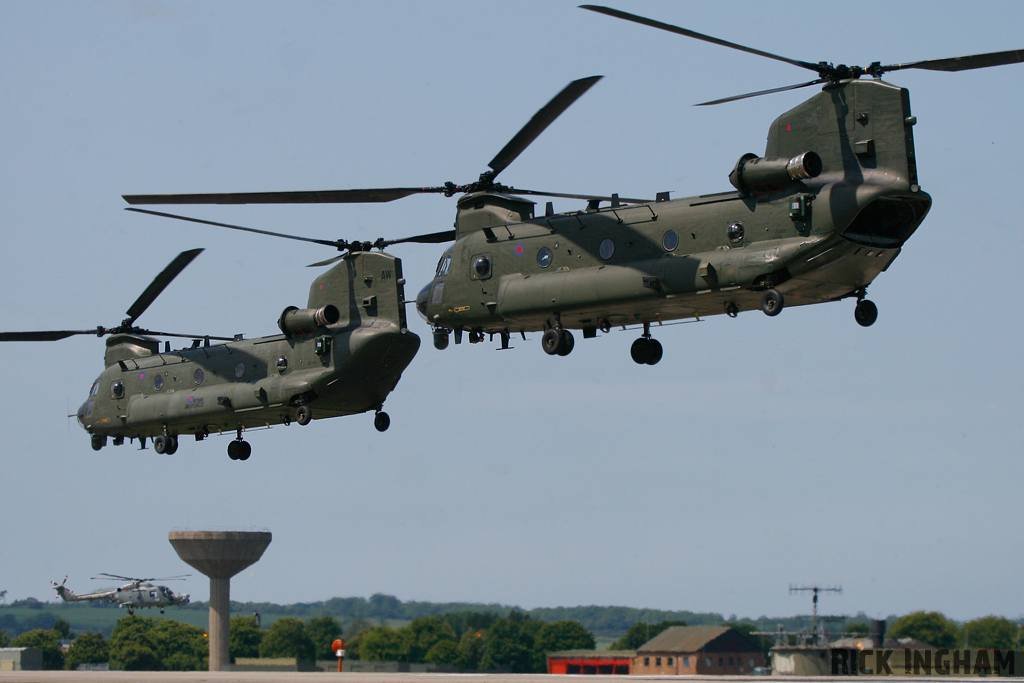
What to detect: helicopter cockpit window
<box><xmin>430</xmin><ymin>281</ymin><xmax>444</xmax><ymax>305</ymax></box>
<box><xmin>599</xmin><ymin>239</ymin><xmax>615</xmax><ymax>260</ymax></box>
<box><xmin>193</xmin><ymin>368</ymin><xmax>204</xmax><ymax>385</ymax></box>
<box><xmin>435</xmin><ymin>252</ymin><xmax>452</xmax><ymax>277</ymax></box>
<box><xmin>537</xmin><ymin>246</ymin><xmax>553</xmax><ymax>268</ymax></box>
<box><xmin>111</xmin><ymin>380</ymin><xmax>124</xmax><ymax>399</ymax></box>
<box><xmin>471</xmin><ymin>253</ymin><xmax>492</xmax><ymax>280</ymax></box>
<box><xmin>663</xmin><ymin>230</ymin><xmax>679</xmax><ymax>252</ymax></box>
<box><xmin>727</xmin><ymin>221</ymin><xmax>745</xmax><ymax>243</ymax></box>
<box><xmin>90</xmin><ymin>381</ymin><xmax>100</xmax><ymax>397</ymax></box>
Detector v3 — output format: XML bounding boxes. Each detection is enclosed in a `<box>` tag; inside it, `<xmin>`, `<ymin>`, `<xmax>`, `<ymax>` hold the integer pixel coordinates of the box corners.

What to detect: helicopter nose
<box><xmin>415</xmin><ymin>282</ymin><xmax>430</xmax><ymax>322</ymax></box>
<box><xmin>76</xmin><ymin>402</ymin><xmax>88</xmax><ymax>429</ymax></box>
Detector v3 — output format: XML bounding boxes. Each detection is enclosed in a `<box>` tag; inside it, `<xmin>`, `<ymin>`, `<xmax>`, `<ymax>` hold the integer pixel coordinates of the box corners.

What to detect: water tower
<box><xmin>169</xmin><ymin>530</ymin><xmax>271</xmax><ymax>671</ymax></box>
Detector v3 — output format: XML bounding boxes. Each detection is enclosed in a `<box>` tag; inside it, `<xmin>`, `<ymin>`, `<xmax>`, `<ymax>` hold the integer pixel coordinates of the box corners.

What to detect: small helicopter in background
<box><xmin>52</xmin><ymin>574</ymin><xmax>190</xmax><ymax>615</ymax></box>
<box><xmin>121</xmin><ymin>7</ymin><xmax>1024</xmax><ymax>365</ymax></box>
<box><xmin>0</xmin><ymin>243</ymin><xmax>426</xmax><ymax>460</ymax></box>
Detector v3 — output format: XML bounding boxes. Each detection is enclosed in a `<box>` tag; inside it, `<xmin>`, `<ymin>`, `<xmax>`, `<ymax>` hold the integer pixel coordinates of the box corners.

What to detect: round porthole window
<box><xmin>663</xmin><ymin>230</ymin><xmax>679</xmax><ymax>251</ymax></box>
<box><xmin>235</xmin><ymin>362</ymin><xmax>246</xmax><ymax>380</ymax></box>
<box><xmin>154</xmin><ymin>375</ymin><xmax>164</xmax><ymax>391</ymax></box>
<box><xmin>193</xmin><ymin>368</ymin><xmax>204</xmax><ymax>385</ymax></box>
<box><xmin>727</xmin><ymin>221</ymin><xmax>745</xmax><ymax>243</ymax></box>
<box><xmin>472</xmin><ymin>254</ymin><xmax>491</xmax><ymax>279</ymax></box>
<box><xmin>277</xmin><ymin>356</ymin><xmax>289</xmax><ymax>372</ymax></box>
<box><xmin>599</xmin><ymin>239</ymin><xmax>615</xmax><ymax>260</ymax></box>
<box><xmin>537</xmin><ymin>246</ymin><xmax>553</xmax><ymax>268</ymax></box>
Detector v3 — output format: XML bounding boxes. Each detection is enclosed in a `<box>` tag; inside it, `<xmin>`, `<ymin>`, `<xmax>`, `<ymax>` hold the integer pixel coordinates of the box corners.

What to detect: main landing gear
<box><xmin>854</xmin><ymin>298</ymin><xmax>878</xmax><ymax>327</ymax></box>
<box><xmin>227</xmin><ymin>428</ymin><xmax>251</xmax><ymax>461</ymax></box>
<box><xmin>631</xmin><ymin>322</ymin><xmax>663</xmax><ymax>365</ymax></box>
<box><xmin>761</xmin><ymin>288</ymin><xmax>785</xmax><ymax>316</ymax></box>
<box><xmin>374</xmin><ymin>408</ymin><xmax>391</xmax><ymax>432</ymax></box>
<box><xmin>153</xmin><ymin>434</ymin><xmax>178</xmax><ymax>455</ymax></box>
<box><xmin>541</xmin><ymin>327</ymin><xmax>575</xmax><ymax>356</ymax></box>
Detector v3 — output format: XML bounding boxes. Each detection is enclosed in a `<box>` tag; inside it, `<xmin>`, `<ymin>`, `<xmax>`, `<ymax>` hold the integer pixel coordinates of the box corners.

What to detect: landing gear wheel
<box><xmin>726</xmin><ymin>303</ymin><xmax>739</xmax><ymax>318</ymax></box>
<box><xmin>631</xmin><ymin>337</ymin><xmax>653</xmax><ymax>365</ymax></box>
<box><xmin>227</xmin><ymin>439</ymin><xmax>251</xmax><ymax>461</ymax></box>
<box><xmin>433</xmin><ymin>329</ymin><xmax>450</xmax><ymax>350</ymax></box>
<box><xmin>164</xmin><ymin>435</ymin><xmax>178</xmax><ymax>455</ymax></box>
<box><xmin>646</xmin><ymin>339</ymin><xmax>663</xmax><ymax>365</ymax></box>
<box><xmin>91</xmin><ymin>434</ymin><xmax>105</xmax><ymax>451</ymax></box>
<box><xmin>296</xmin><ymin>405</ymin><xmax>312</xmax><ymax>426</ymax></box>
<box><xmin>154</xmin><ymin>435</ymin><xmax>169</xmax><ymax>454</ymax></box>
<box><xmin>374</xmin><ymin>411</ymin><xmax>391</xmax><ymax>432</ymax></box>
<box><xmin>541</xmin><ymin>328</ymin><xmax>563</xmax><ymax>355</ymax></box>
<box><xmin>761</xmin><ymin>288</ymin><xmax>785</xmax><ymax>316</ymax></box>
<box><xmin>855</xmin><ymin>299</ymin><xmax>878</xmax><ymax>327</ymax></box>
<box><xmin>556</xmin><ymin>330</ymin><xmax>575</xmax><ymax>356</ymax></box>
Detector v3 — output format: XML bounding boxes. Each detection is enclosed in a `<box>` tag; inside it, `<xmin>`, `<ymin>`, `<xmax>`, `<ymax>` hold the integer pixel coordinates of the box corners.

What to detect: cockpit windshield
<box><xmin>435</xmin><ymin>250</ymin><xmax>452</xmax><ymax>277</ymax></box>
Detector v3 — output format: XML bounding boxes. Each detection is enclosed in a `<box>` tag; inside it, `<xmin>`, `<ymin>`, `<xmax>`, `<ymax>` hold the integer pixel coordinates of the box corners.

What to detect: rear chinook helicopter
<box><xmin>52</xmin><ymin>574</ymin><xmax>190</xmax><ymax>615</ymax></box>
<box><xmin>121</xmin><ymin>7</ymin><xmax>1024</xmax><ymax>365</ymax></box>
<box><xmin>0</xmin><ymin>246</ymin><xmax>420</xmax><ymax>460</ymax></box>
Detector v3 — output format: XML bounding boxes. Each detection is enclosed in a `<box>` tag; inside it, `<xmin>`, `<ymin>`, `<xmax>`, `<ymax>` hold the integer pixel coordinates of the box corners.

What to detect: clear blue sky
<box><xmin>1</xmin><ymin>1</ymin><xmax>1022</xmax><ymax>624</ymax></box>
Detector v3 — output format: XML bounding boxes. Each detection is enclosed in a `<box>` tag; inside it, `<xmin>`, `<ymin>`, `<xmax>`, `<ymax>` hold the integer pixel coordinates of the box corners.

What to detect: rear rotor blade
<box><xmin>487</xmin><ymin>75</ymin><xmax>603</xmax><ymax>179</ymax></box>
<box><xmin>0</xmin><ymin>330</ymin><xmax>101</xmax><ymax>342</ymax></box>
<box><xmin>696</xmin><ymin>78</ymin><xmax>827</xmax><ymax>106</ymax></box>
<box><xmin>127</xmin><ymin>208</ymin><xmax>343</xmax><ymax>249</ymax></box>
<box><xmin>580</xmin><ymin>5</ymin><xmax>821</xmax><ymax>73</ymax></box>
<box><xmin>123</xmin><ymin>187</ymin><xmax>441</xmax><ymax>206</ymax></box>
<box><xmin>880</xmin><ymin>48</ymin><xmax>1024</xmax><ymax>73</ymax></box>
<box><xmin>124</xmin><ymin>248</ymin><xmax>203</xmax><ymax>325</ymax></box>
<box><xmin>382</xmin><ymin>229</ymin><xmax>457</xmax><ymax>246</ymax></box>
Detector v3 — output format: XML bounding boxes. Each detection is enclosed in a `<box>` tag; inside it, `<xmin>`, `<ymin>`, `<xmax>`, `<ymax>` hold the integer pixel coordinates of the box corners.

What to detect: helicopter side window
<box><xmin>111</xmin><ymin>380</ymin><xmax>124</xmax><ymax>399</ymax></box>
<box><xmin>471</xmin><ymin>253</ymin><xmax>492</xmax><ymax>280</ymax></box>
<box><xmin>537</xmin><ymin>247</ymin><xmax>553</xmax><ymax>268</ymax></box>
<box><xmin>435</xmin><ymin>252</ymin><xmax>452</xmax><ymax>277</ymax></box>
<box><xmin>153</xmin><ymin>375</ymin><xmax>164</xmax><ymax>391</ymax></box>
<box><xmin>193</xmin><ymin>368</ymin><xmax>204</xmax><ymax>385</ymax></box>
<box><xmin>727</xmin><ymin>221</ymin><xmax>745</xmax><ymax>243</ymax></box>
<box><xmin>430</xmin><ymin>281</ymin><xmax>445</xmax><ymax>305</ymax></box>
<box><xmin>599</xmin><ymin>239</ymin><xmax>615</xmax><ymax>260</ymax></box>
<box><xmin>663</xmin><ymin>230</ymin><xmax>679</xmax><ymax>252</ymax></box>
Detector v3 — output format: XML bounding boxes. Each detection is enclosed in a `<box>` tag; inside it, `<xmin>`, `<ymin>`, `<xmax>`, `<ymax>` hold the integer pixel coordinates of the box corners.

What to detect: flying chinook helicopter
<box><xmin>52</xmin><ymin>574</ymin><xmax>190</xmax><ymax>615</ymax></box>
<box><xmin>120</xmin><ymin>10</ymin><xmax>1024</xmax><ymax>366</ymax></box>
<box><xmin>0</xmin><ymin>245</ymin><xmax>422</xmax><ymax>460</ymax></box>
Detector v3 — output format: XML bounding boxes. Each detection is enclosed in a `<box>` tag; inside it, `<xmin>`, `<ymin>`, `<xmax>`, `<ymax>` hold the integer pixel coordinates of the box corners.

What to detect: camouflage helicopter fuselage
<box><xmin>78</xmin><ymin>251</ymin><xmax>418</xmax><ymax>458</ymax></box>
<box><xmin>418</xmin><ymin>79</ymin><xmax>931</xmax><ymax>361</ymax></box>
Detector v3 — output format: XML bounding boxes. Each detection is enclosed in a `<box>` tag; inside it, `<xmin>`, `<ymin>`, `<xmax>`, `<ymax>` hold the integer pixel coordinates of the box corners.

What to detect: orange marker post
<box><xmin>332</xmin><ymin>639</ymin><xmax>346</xmax><ymax>672</ymax></box>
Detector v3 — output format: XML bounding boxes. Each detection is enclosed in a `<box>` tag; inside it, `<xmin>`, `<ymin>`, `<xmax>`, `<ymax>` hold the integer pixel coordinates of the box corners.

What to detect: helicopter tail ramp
<box><xmin>306</xmin><ymin>250</ymin><xmax>420</xmax><ymax>415</ymax></box>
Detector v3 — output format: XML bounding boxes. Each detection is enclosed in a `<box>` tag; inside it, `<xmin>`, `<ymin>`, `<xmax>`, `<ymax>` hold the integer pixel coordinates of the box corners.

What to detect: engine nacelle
<box><xmin>729</xmin><ymin>151</ymin><xmax>822</xmax><ymax>195</ymax></box>
<box><xmin>277</xmin><ymin>304</ymin><xmax>340</xmax><ymax>337</ymax></box>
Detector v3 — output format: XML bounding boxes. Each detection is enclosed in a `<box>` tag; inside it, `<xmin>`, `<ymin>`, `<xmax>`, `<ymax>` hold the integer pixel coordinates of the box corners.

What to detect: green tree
<box><xmin>0</xmin><ymin>630</ymin><xmax>9</xmax><ymax>647</ymax></box>
<box><xmin>151</xmin><ymin>620</ymin><xmax>207</xmax><ymax>671</ymax></box>
<box><xmin>259</xmin><ymin>617</ymin><xmax>314</xmax><ymax>661</ymax></box>
<box><xmin>108</xmin><ymin>616</ymin><xmax>160</xmax><ymax>671</ymax></box>
<box><xmin>480</xmin><ymin>611</ymin><xmax>543</xmax><ymax>673</ymax></box>
<box><xmin>52</xmin><ymin>618</ymin><xmax>75</xmax><ymax>641</ymax></box>
<box><xmin>12</xmin><ymin>629</ymin><xmax>64</xmax><ymax>670</ymax></box>
<box><xmin>306</xmin><ymin>615</ymin><xmax>342</xmax><ymax>660</ymax></box>
<box><xmin>456</xmin><ymin>627</ymin><xmax>487</xmax><ymax>670</ymax></box>
<box><xmin>962</xmin><ymin>616</ymin><xmax>1018</xmax><ymax>649</ymax></box>
<box><xmin>64</xmin><ymin>632</ymin><xmax>108</xmax><ymax>670</ymax></box>
<box><xmin>610</xmin><ymin>620</ymin><xmax>687</xmax><ymax>650</ymax></box>
<box><xmin>845</xmin><ymin>622</ymin><xmax>871</xmax><ymax>636</ymax></box>
<box><xmin>360</xmin><ymin>625</ymin><xmax>402</xmax><ymax>661</ymax></box>
<box><xmin>230</xmin><ymin>616</ymin><xmax>263</xmax><ymax>659</ymax></box>
<box><xmin>888</xmin><ymin>611</ymin><xmax>958</xmax><ymax>649</ymax></box>
<box><xmin>535</xmin><ymin>620</ymin><xmax>594</xmax><ymax>652</ymax></box>
<box><xmin>398</xmin><ymin>616</ymin><xmax>458</xmax><ymax>662</ymax></box>
<box><xmin>425</xmin><ymin>639</ymin><xmax>460</xmax><ymax>666</ymax></box>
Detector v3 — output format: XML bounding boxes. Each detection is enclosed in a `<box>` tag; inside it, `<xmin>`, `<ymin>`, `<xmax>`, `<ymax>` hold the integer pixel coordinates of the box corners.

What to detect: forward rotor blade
<box><xmin>880</xmin><ymin>48</ymin><xmax>1024</xmax><ymax>73</ymax></box>
<box><xmin>506</xmin><ymin>188</ymin><xmax>653</xmax><ymax>203</ymax></box>
<box><xmin>580</xmin><ymin>5</ymin><xmax>821</xmax><ymax>73</ymax></box>
<box><xmin>487</xmin><ymin>75</ymin><xmax>603</xmax><ymax>179</ymax></box>
<box><xmin>382</xmin><ymin>229</ymin><xmax>457</xmax><ymax>246</ymax></box>
<box><xmin>123</xmin><ymin>187</ymin><xmax>440</xmax><ymax>205</ymax></box>
<box><xmin>127</xmin><ymin>208</ymin><xmax>342</xmax><ymax>249</ymax></box>
<box><xmin>124</xmin><ymin>248</ymin><xmax>204</xmax><ymax>325</ymax></box>
<box><xmin>696</xmin><ymin>78</ymin><xmax>827</xmax><ymax>106</ymax></box>
<box><xmin>0</xmin><ymin>330</ymin><xmax>100</xmax><ymax>342</ymax></box>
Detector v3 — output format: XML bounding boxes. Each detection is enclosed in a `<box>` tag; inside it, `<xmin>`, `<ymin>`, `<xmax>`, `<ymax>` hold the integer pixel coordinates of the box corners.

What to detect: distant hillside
<box><xmin>0</xmin><ymin>593</ymin><xmax>872</xmax><ymax>640</ymax></box>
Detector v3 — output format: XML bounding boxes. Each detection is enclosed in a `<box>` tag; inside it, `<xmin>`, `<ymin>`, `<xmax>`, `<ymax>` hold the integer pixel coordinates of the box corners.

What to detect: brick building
<box><xmin>633</xmin><ymin>626</ymin><xmax>767</xmax><ymax>675</ymax></box>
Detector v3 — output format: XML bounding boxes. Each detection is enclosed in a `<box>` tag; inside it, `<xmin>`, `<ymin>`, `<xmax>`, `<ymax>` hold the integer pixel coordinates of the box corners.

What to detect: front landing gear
<box><xmin>631</xmin><ymin>323</ymin><xmax>663</xmax><ymax>365</ymax></box>
<box><xmin>227</xmin><ymin>429</ymin><xmax>251</xmax><ymax>461</ymax></box>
